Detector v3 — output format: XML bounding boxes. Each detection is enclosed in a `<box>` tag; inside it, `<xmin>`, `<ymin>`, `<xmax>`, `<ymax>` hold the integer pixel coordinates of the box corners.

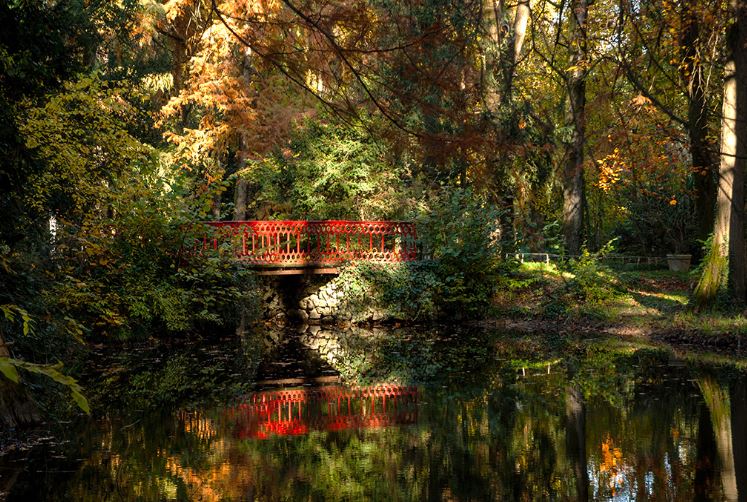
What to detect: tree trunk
<box><xmin>234</xmin><ymin>49</ymin><xmax>253</xmax><ymax>223</ymax></box>
<box><xmin>680</xmin><ymin>2</ymin><xmax>717</xmax><ymax>244</ymax></box>
<box><xmin>563</xmin><ymin>0</ymin><xmax>588</xmax><ymax>256</ymax></box>
<box><xmin>502</xmin><ymin>0</ymin><xmax>530</xmax><ymax>104</ymax></box>
<box><xmin>211</xmin><ymin>192</ymin><xmax>221</xmax><ymax>220</ymax></box>
<box><xmin>713</xmin><ymin>14</ymin><xmax>747</xmax><ymax>304</ymax></box>
<box><xmin>735</xmin><ymin>0</ymin><xmax>747</xmax><ymax>303</ymax></box>
<box><xmin>234</xmin><ymin>178</ymin><xmax>248</xmax><ymax>221</ymax></box>
<box><xmin>481</xmin><ymin>0</ymin><xmax>504</xmax><ymax>110</ymax></box>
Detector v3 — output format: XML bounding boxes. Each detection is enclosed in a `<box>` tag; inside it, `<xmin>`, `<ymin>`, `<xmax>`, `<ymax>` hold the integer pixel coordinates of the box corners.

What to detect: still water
<box><xmin>2</xmin><ymin>326</ymin><xmax>747</xmax><ymax>501</ymax></box>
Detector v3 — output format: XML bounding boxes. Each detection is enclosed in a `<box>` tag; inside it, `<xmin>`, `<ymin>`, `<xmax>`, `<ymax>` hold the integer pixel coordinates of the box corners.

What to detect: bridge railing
<box><xmin>198</xmin><ymin>220</ymin><xmax>417</xmax><ymax>266</ymax></box>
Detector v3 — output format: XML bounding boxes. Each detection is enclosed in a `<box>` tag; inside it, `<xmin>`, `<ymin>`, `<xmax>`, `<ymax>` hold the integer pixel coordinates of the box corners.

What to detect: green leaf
<box><xmin>71</xmin><ymin>390</ymin><xmax>90</xmax><ymax>414</ymax></box>
<box><xmin>2</xmin><ymin>358</ymin><xmax>90</xmax><ymax>414</ymax></box>
<box><xmin>0</xmin><ymin>358</ymin><xmax>20</xmax><ymax>383</ymax></box>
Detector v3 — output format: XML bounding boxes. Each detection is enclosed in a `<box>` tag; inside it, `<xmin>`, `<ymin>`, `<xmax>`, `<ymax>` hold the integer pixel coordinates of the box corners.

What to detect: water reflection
<box><xmin>2</xmin><ymin>328</ymin><xmax>747</xmax><ymax>501</ymax></box>
<box><xmin>227</xmin><ymin>385</ymin><xmax>418</xmax><ymax>439</ymax></box>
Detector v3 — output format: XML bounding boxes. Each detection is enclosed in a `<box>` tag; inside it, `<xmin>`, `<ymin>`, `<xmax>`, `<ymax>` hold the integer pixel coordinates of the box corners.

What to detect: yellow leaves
<box><xmin>596</xmin><ymin>148</ymin><xmax>626</xmax><ymax>192</ymax></box>
<box><xmin>141</xmin><ymin>72</ymin><xmax>174</xmax><ymax>93</ymax></box>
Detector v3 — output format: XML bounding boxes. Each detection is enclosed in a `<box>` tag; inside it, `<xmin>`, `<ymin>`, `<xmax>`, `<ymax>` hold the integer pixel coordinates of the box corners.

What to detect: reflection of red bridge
<box><xmin>228</xmin><ymin>385</ymin><xmax>419</xmax><ymax>439</ymax></box>
<box><xmin>198</xmin><ymin>221</ymin><xmax>417</xmax><ymax>273</ymax></box>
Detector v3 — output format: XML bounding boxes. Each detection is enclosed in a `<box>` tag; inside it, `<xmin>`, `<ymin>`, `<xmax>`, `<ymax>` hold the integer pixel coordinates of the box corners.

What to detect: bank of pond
<box><xmin>1</xmin><ymin>325</ymin><xmax>746</xmax><ymax>500</ymax></box>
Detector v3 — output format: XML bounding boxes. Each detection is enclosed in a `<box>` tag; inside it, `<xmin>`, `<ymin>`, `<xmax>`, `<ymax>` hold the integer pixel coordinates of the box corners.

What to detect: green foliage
<box><xmin>47</xmin><ymin>208</ymin><xmax>257</xmax><ymax>338</ymax></box>
<box><xmin>8</xmin><ymin>74</ymin><xmax>257</xmax><ymax>339</ymax></box>
<box><xmin>0</xmin><ymin>357</ymin><xmax>89</xmax><ymax>414</ymax></box>
<box><xmin>532</xmin><ymin>241</ymin><xmax>623</xmax><ymax>319</ymax></box>
<box><xmin>329</xmin><ymin>189</ymin><xmax>507</xmax><ymax>319</ymax></box>
<box><xmin>414</xmin><ymin>188</ymin><xmax>506</xmax><ymax>316</ymax></box>
<box><xmin>601</xmin><ymin>173</ymin><xmax>696</xmax><ymax>256</ymax></box>
<box><xmin>244</xmin><ymin>118</ymin><xmax>408</xmax><ymax>220</ymax></box>
<box><xmin>335</xmin><ymin>262</ymin><xmax>441</xmax><ymax>320</ymax></box>
<box><xmin>1</xmin><ymin>304</ymin><xmax>89</xmax><ymax>414</ymax></box>
<box><xmin>1</xmin><ymin>304</ymin><xmax>32</xmax><ymax>336</ymax></box>
<box><xmin>563</xmin><ymin>240</ymin><xmax>622</xmax><ymax>305</ymax></box>
<box><xmin>20</xmin><ymin>76</ymin><xmax>154</xmax><ymax>221</ymax></box>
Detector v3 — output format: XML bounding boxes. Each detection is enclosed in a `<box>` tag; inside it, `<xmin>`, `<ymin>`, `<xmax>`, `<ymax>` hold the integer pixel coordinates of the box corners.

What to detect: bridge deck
<box><xmin>254</xmin><ymin>267</ymin><xmax>341</xmax><ymax>276</ymax></box>
<box><xmin>198</xmin><ymin>220</ymin><xmax>417</xmax><ymax>272</ymax></box>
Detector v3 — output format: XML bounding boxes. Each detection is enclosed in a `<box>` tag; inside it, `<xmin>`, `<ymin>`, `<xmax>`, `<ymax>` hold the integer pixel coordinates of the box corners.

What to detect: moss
<box><xmin>693</xmin><ymin>238</ymin><xmax>728</xmax><ymax>310</ymax></box>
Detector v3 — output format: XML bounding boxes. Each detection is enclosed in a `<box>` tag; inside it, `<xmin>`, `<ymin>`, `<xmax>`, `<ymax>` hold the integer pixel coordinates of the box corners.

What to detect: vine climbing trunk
<box><xmin>562</xmin><ymin>0</ymin><xmax>588</xmax><ymax>256</ymax></box>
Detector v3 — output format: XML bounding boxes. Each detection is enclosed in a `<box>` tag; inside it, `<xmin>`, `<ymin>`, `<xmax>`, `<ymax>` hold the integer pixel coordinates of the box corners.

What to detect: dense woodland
<box><xmin>1</xmin><ymin>0</ymin><xmax>747</xmax><ymax>425</ymax></box>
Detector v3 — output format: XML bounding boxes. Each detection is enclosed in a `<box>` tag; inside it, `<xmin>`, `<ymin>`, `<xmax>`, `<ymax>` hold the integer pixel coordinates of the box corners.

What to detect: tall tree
<box><xmin>710</xmin><ymin>0</ymin><xmax>747</xmax><ymax>304</ymax></box>
<box><xmin>502</xmin><ymin>0</ymin><xmax>530</xmax><ymax>104</ymax></box>
<box><xmin>613</xmin><ymin>0</ymin><xmax>725</xmax><ymax>249</ymax></box>
<box><xmin>679</xmin><ymin>1</ymin><xmax>718</xmax><ymax>242</ymax></box>
<box><xmin>563</xmin><ymin>0</ymin><xmax>588</xmax><ymax>255</ymax></box>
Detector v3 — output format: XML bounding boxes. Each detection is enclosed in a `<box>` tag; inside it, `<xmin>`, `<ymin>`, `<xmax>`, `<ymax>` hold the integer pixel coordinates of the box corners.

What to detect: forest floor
<box><xmin>488</xmin><ymin>262</ymin><xmax>747</xmax><ymax>356</ymax></box>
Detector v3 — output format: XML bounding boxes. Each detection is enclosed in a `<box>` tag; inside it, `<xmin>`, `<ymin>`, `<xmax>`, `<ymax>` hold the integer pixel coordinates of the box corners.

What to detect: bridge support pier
<box><xmin>256</xmin><ymin>268</ymin><xmax>389</xmax><ymax>325</ymax></box>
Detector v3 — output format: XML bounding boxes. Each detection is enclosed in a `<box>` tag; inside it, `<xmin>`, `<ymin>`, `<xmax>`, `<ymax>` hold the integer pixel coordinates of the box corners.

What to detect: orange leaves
<box><xmin>599</xmin><ymin>436</ymin><xmax>625</xmax><ymax>497</ymax></box>
<box><xmin>630</xmin><ymin>94</ymin><xmax>651</xmax><ymax>108</ymax></box>
<box><xmin>154</xmin><ymin>2</ymin><xmax>316</xmax><ymax>178</ymax></box>
<box><xmin>599</xmin><ymin>436</ymin><xmax>623</xmax><ymax>473</ymax></box>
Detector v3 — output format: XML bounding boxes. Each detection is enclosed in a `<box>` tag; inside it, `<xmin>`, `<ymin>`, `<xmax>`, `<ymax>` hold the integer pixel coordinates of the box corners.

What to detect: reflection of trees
<box><xmin>699</xmin><ymin>375</ymin><xmax>738</xmax><ymax>500</ymax></box>
<box><xmin>694</xmin><ymin>400</ymin><xmax>718</xmax><ymax>500</ymax></box>
<box><xmin>732</xmin><ymin>382</ymin><xmax>747</xmax><ymax>500</ymax></box>
<box><xmin>698</xmin><ymin>372</ymin><xmax>747</xmax><ymax>502</ymax></box>
<box><xmin>26</xmin><ymin>333</ymin><xmax>747</xmax><ymax>501</ymax></box>
<box><xmin>565</xmin><ymin>385</ymin><xmax>588</xmax><ymax>500</ymax></box>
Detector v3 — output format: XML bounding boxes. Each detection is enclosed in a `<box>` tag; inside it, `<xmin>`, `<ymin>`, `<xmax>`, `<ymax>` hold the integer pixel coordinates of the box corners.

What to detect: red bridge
<box><xmin>226</xmin><ymin>385</ymin><xmax>419</xmax><ymax>439</ymax></box>
<box><xmin>199</xmin><ymin>221</ymin><xmax>417</xmax><ymax>273</ymax></box>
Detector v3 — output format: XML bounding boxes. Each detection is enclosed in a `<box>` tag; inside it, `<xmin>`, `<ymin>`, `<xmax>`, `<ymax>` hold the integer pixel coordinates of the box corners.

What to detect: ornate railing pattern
<box><xmin>227</xmin><ymin>385</ymin><xmax>419</xmax><ymax>439</ymax></box>
<box><xmin>200</xmin><ymin>220</ymin><xmax>417</xmax><ymax>266</ymax></box>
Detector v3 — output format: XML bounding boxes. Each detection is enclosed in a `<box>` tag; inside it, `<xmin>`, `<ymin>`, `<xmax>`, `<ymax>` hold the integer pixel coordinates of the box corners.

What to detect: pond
<box><xmin>1</xmin><ymin>325</ymin><xmax>746</xmax><ymax>501</ymax></box>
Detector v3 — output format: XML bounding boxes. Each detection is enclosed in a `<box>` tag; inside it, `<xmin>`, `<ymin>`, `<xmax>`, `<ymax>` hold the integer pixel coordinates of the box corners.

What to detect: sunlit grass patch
<box><xmin>670</xmin><ymin>312</ymin><xmax>747</xmax><ymax>335</ymax></box>
<box><xmin>518</xmin><ymin>261</ymin><xmax>562</xmax><ymax>275</ymax></box>
<box><xmin>494</xmin><ymin>264</ymin><xmax>700</xmax><ymax>325</ymax></box>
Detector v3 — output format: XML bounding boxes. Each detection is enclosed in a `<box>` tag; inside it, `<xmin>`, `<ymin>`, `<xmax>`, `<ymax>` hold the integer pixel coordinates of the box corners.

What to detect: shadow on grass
<box><xmin>629</xmin><ymin>290</ymin><xmax>687</xmax><ymax>315</ymax></box>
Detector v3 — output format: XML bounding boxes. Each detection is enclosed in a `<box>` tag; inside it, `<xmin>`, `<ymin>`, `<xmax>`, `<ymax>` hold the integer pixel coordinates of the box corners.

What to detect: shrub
<box><xmin>333</xmin><ymin>188</ymin><xmax>508</xmax><ymax>320</ymax></box>
<box><xmin>415</xmin><ymin>188</ymin><xmax>506</xmax><ymax>317</ymax></box>
<box><xmin>555</xmin><ymin>240</ymin><xmax>622</xmax><ymax>311</ymax></box>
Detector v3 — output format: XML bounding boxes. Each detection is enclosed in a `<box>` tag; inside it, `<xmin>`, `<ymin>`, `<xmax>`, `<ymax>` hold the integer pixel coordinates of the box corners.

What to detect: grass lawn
<box><xmin>490</xmin><ymin>261</ymin><xmax>747</xmax><ymax>354</ymax></box>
